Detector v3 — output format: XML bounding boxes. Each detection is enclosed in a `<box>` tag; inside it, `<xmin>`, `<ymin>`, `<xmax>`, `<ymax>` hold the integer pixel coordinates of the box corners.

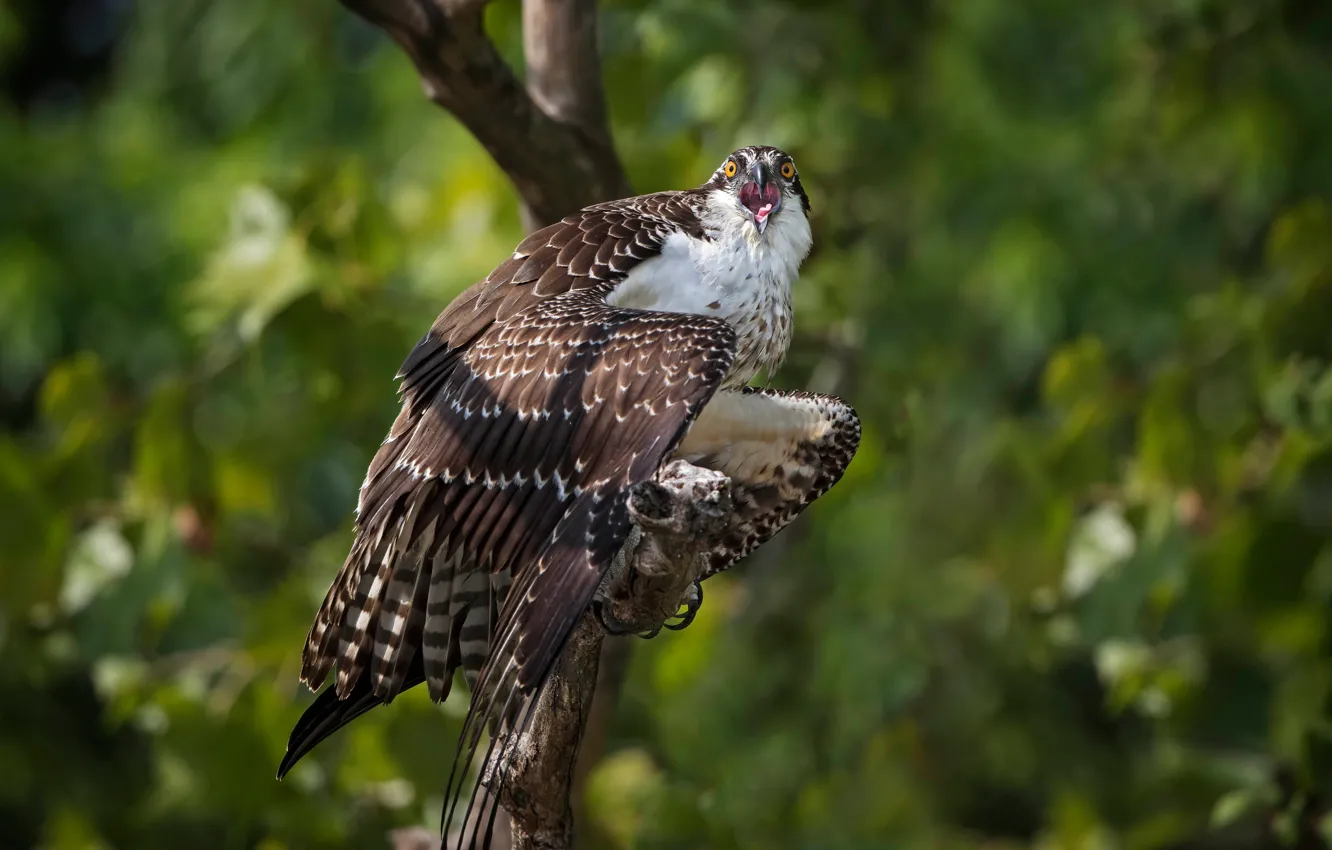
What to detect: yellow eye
<box><xmin>780</xmin><ymin>161</ymin><xmax>795</xmax><ymax>179</ymax></box>
<box><xmin>723</xmin><ymin>160</ymin><xmax>738</xmax><ymax>178</ymax></box>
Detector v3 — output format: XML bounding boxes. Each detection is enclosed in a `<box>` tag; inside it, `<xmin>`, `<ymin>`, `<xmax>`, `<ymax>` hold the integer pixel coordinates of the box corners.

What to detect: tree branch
<box><xmin>338</xmin><ymin>0</ymin><xmax>630</xmax><ymax>225</ymax></box>
<box><xmin>522</xmin><ymin>0</ymin><xmax>609</xmax><ymax>142</ymax></box>
<box><xmin>487</xmin><ymin>461</ymin><xmax>733</xmax><ymax>850</ymax></box>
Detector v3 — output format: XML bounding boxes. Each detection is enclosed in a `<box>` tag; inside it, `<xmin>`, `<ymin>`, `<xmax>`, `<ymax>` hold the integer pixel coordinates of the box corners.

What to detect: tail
<box><xmin>278</xmin><ymin>561</ymin><xmax>513</xmax><ymax>780</ymax></box>
<box><xmin>277</xmin><ymin>652</ymin><xmax>426</xmax><ymax>780</ymax></box>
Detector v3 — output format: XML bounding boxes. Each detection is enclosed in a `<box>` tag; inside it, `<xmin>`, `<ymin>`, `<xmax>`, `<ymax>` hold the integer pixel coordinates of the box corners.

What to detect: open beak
<box><xmin>739</xmin><ymin>162</ymin><xmax>782</xmax><ymax>234</ymax></box>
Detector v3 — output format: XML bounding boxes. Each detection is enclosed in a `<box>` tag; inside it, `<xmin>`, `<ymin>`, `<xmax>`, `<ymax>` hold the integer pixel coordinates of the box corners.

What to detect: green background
<box><xmin>4</xmin><ymin>0</ymin><xmax>1332</xmax><ymax>847</ymax></box>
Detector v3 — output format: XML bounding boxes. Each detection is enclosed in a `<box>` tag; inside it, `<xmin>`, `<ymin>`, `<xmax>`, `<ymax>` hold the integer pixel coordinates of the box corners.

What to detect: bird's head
<box><xmin>703</xmin><ymin>145</ymin><xmax>810</xmax><ymax>238</ymax></box>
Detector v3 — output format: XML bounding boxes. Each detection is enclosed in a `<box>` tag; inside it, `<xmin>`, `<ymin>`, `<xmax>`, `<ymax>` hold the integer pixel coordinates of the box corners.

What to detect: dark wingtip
<box><xmin>276</xmin><ymin>655</ymin><xmax>426</xmax><ymax>781</ymax></box>
<box><xmin>277</xmin><ymin>683</ymin><xmax>351</xmax><ymax>780</ymax></box>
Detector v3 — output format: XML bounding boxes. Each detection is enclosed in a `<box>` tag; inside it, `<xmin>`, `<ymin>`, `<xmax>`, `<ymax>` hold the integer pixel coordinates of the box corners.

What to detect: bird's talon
<box><xmin>664</xmin><ymin>581</ymin><xmax>703</xmax><ymax>632</ymax></box>
<box><xmin>597</xmin><ymin>582</ymin><xmax>704</xmax><ymax>637</ymax></box>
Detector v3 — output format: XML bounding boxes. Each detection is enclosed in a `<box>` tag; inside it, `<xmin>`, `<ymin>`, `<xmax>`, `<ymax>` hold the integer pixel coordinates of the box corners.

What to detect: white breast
<box><xmin>606</xmin><ymin>211</ymin><xmax>811</xmax><ymax>386</ymax></box>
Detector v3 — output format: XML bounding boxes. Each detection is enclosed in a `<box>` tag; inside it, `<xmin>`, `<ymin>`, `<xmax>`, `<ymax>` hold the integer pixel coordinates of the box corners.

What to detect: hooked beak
<box><xmin>738</xmin><ymin>162</ymin><xmax>782</xmax><ymax>234</ymax></box>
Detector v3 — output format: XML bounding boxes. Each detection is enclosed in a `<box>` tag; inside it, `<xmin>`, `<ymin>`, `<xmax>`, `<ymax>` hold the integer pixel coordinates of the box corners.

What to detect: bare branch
<box><xmin>569</xmin><ymin>636</ymin><xmax>631</xmax><ymax>840</ymax></box>
<box><xmin>523</xmin><ymin>0</ymin><xmax>610</xmax><ymax>139</ymax></box>
<box><xmin>338</xmin><ymin>0</ymin><xmax>630</xmax><ymax>225</ymax></box>
<box><xmin>488</xmin><ymin>461</ymin><xmax>733</xmax><ymax>850</ymax></box>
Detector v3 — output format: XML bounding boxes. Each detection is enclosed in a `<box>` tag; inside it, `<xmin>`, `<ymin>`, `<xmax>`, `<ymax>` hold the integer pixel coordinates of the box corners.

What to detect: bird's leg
<box><xmin>592</xmin><ymin>525</ymin><xmax>649</xmax><ymax>636</ymax></box>
<box><xmin>595</xmin><ymin>552</ymin><xmax>699</xmax><ymax>640</ymax></box>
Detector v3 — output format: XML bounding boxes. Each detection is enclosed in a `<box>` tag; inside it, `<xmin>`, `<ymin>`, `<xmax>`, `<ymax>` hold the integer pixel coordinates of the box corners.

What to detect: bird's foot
<box><xmin>593</xmin><ymin>598</ymin><xmax>638</xmax><ymax>637</ymax></box>
<box><xmin>663</xmin><ymin>580</ymin><xmax>703</xmax><ymax>632</ymax></box>
<box><xmin>593</xmin><ymin>581</ymin><xmax>704</xmax><ymax>639</ymax></box>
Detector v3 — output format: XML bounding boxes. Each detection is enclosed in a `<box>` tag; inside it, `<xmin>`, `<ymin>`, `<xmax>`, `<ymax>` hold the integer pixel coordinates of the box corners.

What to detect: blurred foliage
<box><xmin>4</xmin><ymin>0</ymin><xmax>1332</xmax><ymax>847</ymax></box>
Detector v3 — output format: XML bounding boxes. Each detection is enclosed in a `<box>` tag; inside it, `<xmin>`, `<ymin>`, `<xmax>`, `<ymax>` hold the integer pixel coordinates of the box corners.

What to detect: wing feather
<box><xmin>291</xmin><ymin>191</ymin><xmax>716</xmax><ymax>780</ymax></box>
<box><xmin>286</xmin><ymin>194</ymin><xmax>731</xmax><ymax>850</ymax></box>
<box><xmin>430</xmin><ymin>298</ymin><xmax>738</xmax><ymax>845</ymax></box>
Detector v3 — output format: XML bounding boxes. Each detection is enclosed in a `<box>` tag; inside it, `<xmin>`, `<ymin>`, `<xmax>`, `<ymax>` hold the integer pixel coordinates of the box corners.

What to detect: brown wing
<box><xmin>390</xmin><ymin>189</ymin><xmax>707</xmax><ymax>422</ymax></box>
<box><xmin>298</xmin><ymin>190</ymin><xmax>719</xmax><ymax>704</ymax></box>
<box><xmin>431</xmin><ymin>297</ymin><xmax>735</xmax><ymax>850</ymax></box>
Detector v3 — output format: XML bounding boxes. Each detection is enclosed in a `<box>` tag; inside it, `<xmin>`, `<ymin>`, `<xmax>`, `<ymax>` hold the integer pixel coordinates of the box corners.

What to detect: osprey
<box><xmin>279</xmin><ymin>145</ymin><xmax>860</xmax><ymax>843</ymax></box>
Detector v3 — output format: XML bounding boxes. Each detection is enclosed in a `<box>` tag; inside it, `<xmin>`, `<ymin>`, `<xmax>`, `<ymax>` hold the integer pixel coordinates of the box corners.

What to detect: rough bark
<box><xmin>484</xmin><ymin>462</ymin><xmax>733</xmax><ymax>850</ymax></box>
<box><xmin>337</xmin><ymin>0</ymin><xmax>631</xmax><ymax>225</ymax></box>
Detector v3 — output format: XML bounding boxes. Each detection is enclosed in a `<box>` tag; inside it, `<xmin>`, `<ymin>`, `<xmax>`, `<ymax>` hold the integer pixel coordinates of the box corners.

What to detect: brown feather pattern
<box><xmin>299</xmin><ymin>190</ymin><xmax>725</xmax><ymax>708</ymax></box>
<box><xmin>283</xmin><ymin>158</ymin><xmax>861</xmax><ymax>847</ymax></box>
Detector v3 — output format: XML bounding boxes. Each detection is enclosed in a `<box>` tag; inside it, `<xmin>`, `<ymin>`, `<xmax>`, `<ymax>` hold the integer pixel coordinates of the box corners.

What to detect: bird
<box><xmin>277</xmin><ymin>145</ymin><xmax>861</xmax><ymax>846</ymax></box>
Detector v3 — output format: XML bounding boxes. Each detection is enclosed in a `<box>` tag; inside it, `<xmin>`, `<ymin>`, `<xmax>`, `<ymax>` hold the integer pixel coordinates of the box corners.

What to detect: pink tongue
<box><xmin>741</xmin><ymin>181</ymin><xmax>780</xmax><ymax>220</ymax></box>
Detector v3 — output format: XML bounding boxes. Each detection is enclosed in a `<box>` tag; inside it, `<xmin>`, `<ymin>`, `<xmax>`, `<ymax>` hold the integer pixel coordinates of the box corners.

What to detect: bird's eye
<box><xmin>780</xmin><ymin>161</ymin><xmax>796</xmax><ymax>179</ymax></box>
<box><xmin>723</xmin><ymin>160</ymin><xmax>738</xmax><ymax>178</ymax></box>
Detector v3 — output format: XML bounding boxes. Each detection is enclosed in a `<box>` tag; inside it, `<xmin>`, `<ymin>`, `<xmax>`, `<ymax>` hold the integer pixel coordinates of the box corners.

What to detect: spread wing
<box><xmin>676</xmin><ymin>387</ymin><xmax>862</xmax><ymax>578</ymax></box>
<box><xmin>287</xmin><ymin>193</ymin><xmax>734</xmax><ymax>836</ymax></box>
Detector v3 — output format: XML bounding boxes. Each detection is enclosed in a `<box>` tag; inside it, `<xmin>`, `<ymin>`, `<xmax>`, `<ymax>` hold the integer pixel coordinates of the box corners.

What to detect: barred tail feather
<box><xmin>423</xmin><ymin>537</ymin><xmax>462</xmax><ymax>701</ymax></box>
<box><xmin>300</xmin><ymin>404</ymin><xmax>420</xmax><ymax>693</ymax></box>
<box><xmin>451</xmin><ymin>567</ymin><xmax>492</xmax><ymax>694</ymax></box>
<box><xmin>281</xmin><ymin>555</ymin><xmax>517</xmax><ymax>776</ymax></box>
<box><xmin>371</xmin><ymin>516</ymin><xmax>436</xmax><ymax>698</ymax></box>
<box><xmin>300</xmin><ymin>505</ymin><xmax>393</xmax><ymax>691</ymax></box>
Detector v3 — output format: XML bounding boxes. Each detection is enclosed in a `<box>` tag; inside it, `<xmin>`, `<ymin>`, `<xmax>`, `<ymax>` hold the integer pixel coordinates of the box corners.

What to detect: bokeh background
<box><xmin>5</xmin><ymin>0</ymin><xmax>1332</xmax><ymax>847</ymax></box>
